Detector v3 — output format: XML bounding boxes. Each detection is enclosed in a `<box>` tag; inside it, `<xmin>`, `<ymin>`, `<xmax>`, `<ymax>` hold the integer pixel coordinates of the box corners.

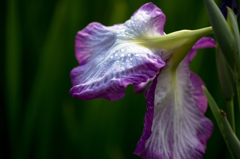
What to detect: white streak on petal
<box><xmin>135</xmin><ymin>55</ymin><xmax>213</xmax><ymax>159</ymax></box>
<box><xmin>70</xmin><ymin>3</ymin><xmax>166</xmax><ymax>101</ymax></box>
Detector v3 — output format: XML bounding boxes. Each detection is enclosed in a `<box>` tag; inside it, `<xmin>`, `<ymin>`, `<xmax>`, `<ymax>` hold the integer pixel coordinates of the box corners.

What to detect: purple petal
<box><xmin>135</xmin><ymin>59</ymin><xmax>213</xmax><ymax>159</ymax></box>
<box><xmin>70</xmin><ymin>2</ymin><xmax>166</xmax><ymax>101</ymax></box>
<box><xmin>190</xmin><ymin>72</ymin><xmax>208</xmax><ymax>115</ymax></box>
<box><xmin>189</xmin><ymin>37</ymin><xmax>216</xmax><ymax>60</ymax></box>
<box><xmin>134</xmin><ymin>38</ymin><xmax>215</xmax><ymax>159</ymax></box>
<box><xmin>134</xmin><ymin>78</ymin><xmax>154</xmax><ymax>94</ymax></box>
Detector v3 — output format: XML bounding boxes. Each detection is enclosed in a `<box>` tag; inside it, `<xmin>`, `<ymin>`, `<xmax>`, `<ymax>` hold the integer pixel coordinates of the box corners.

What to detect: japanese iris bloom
<box><xmin>70</xmin><ymin>2</ymin><xmax>215</xmax><ymax>159</ymax></box>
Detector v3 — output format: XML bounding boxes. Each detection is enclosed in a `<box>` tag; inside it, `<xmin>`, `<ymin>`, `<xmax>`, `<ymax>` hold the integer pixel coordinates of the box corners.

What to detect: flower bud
<box><xmin>204</xmin><ymin>0</ymin><xmax>234</xmax><ymax>68</ymax></box>
<box><xmin>216</xmin><ymin>44</ymin><xmax>234</xmax><ymax>100</ymax></box>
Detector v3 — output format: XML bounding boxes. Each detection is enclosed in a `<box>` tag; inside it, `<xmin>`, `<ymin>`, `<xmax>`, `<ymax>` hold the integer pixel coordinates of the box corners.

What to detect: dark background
<box><xmin>1</xmin><ymin>0</ymin><xmax>239</xmax><ymax>158</ymax></box>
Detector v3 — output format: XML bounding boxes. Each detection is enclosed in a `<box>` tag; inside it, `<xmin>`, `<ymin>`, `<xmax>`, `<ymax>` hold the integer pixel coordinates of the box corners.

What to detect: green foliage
<box><xmin>203</xmin><ymin>87</ymin><xmax>240</xmax><ymax>159</ymax></box>
<box><xmin>1</xmin><ymin>0</ymin><xmax>238</xmax><ymax>159</ymax></box>
<box><xmin>203</xmin><ymin>0</ymin><xmax>234</xmax><ymax>68</ymax></box>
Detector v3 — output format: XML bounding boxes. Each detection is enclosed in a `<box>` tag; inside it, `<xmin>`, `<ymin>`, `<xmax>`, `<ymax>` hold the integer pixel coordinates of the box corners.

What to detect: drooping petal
<box><xmin>190</xmin><ymin>72</ymin><xmax>208</xmax><ymax>115</ymax></box>
<box><xmin>135</xmin><ymin>58</ymin><xmax>213</xmax><ymax>159</ymax></box>
<box><xmin>189</xmin><ymin>37</ymin><xmax>216</xmax><ymax>60</ymax></box>
<box><xmin>134</xmin><ymin>77</ymin><xmax>154</xmax><ymax>93</ymax></box>
<box><xmin>134</xmin><ymin>37</ymin><xmax>215</xmax><ymax>97</ymax></box>
<box><xmin>70</xmin><ymin>2</ymin><xmax>166</xmax><ymax>101</ymax></box>
<box><xmin>135</xmin><ymin>38</ymin><xmax>215</xmax><ymax>159</ymax></box>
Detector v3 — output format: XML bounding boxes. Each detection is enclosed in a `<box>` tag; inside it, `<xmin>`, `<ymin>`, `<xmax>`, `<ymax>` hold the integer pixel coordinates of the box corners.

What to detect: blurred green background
<box><xmin>1</xmin><ymin>0</ymin><xmax>240</xmax><ymax>158</ymax></box>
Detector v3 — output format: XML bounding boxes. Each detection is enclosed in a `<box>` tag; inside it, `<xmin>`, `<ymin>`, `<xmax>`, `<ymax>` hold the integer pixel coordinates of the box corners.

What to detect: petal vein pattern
<box><xmin>70</xmin><ymin>2</ymin><xmax>166</xmax><ymax>101</ymax></box>
<box><xmin>135</xmin><ymin>38</ymin><xmax>215</xmax><ymax>159</ymax></box>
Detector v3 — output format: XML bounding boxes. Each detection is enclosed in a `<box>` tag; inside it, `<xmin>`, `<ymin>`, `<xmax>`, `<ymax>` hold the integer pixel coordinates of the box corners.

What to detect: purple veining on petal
<box><xmin>135</xmin><ymin>56</ymin><xmax>213</xmax><ymax>159</ymax></box>
<box><xmin>190</xmin><ymin>72</ymin><xmax>213</xmax><ymax>147</ymax></box>
<box><xmin>132</xmin><ymin>2</ymin><xmax>166</xmax><ymax>36</ymax></box>
<box><xmin>134</xmin><ymin>38</ymin><xmax>215</xmax><ymax>159</ymax></box>
<box><xmin>190</xmin><ymin>72</ymin><xmax>208</xmax><ymax>114</ymax></box>
<box><xmin>70</xmin><ymin>2</ymin><xmax>166</xmax><ymax>101</ymax></box>
<box><xmin>70</xmin><ymin>48</ymin><xmax>165</xmax><ymax>101</ymax></box>
<box><xmin>134</xmin><ymin>71</ymin><xmax>159</xmax><ymax>158</ymax></box>
<box><xmin>188</xmin><ymin>37</ymin><xmax>215</xmax><ymax>113</ymax></box>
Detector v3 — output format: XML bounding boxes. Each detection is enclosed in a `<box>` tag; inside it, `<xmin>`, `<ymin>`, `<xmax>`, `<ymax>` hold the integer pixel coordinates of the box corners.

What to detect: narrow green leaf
<box><xmin>227</xmin><ymin>7</ymin><xmax>240</xmax><ymax>113</ymax></box>
<box><xmin>202</xmin><ymin>86</ymin><xmax>240</xmax><ymax>158</ymax></box>
<box><xmin>225</xmin><ymin>98</ymin><xmax>235</xmax><ymax>133</ymax></box>
<box><xmin>216</xmin><ymin>44</ymin><xmax>234</xmax><ymax>100</ymax></box>
<box><xmin>227</xmin><ymin>7</ymin><xmax>240</xmax><ymax>78</ymax></box>
<box><xmin>227</xmin><ymin>7</ymin><xmax>240</xmax><ymax>47</ymax></box>
<box><xmin>203</xmin><ymin>0</ymin><xmax>234</xmax><ymax>68</ymax></box>
<box><xmin>5</xmin><ymin>0</ymin><xmax>21</xmax><ymax>155</ymax></box>
<box><xmin>216</xmin><ymin>44</ymin><xmax>236</xmax><ymax>132</ymax></box>
<box><xmin>15</xmin><ymin>1</ymin><xmax>69</xmax><ymax>158</ymax></box>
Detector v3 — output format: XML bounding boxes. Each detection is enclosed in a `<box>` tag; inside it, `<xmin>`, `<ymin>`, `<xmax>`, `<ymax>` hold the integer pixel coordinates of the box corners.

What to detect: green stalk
<box><xmin>139</xmin><ymin>27</ymin><xmax>213</xmax><ymax>51</ymax></box>
<box><xmin>237</xmin><ymin>83</ymin><xmax>240</xmax><ymax>113</ymax></box>
<box><xmin>216</xmin><ymin>45</ymin><xmax>235</xmax><ymax>132</ymax></box>
<box><xmin>203</xmin><ymin>0</ymin><xmax>234</xmax><ymax>68</ymax></box>
<box><xmin>5</xmin><ymin>0</ymin><xmax>21</xmax><ymax>156</ymax></box>
<box><xmin>169</xmin><ymin>27</ymin><xmax>213</xmax><ymax>70</ymax></box>
<box><xmin>226</xmin><ymin>98</ymin><xmax>235</xmax><ymax>133</ymax></box>
<box><xmin>137</xmin><ymin>26</ymin><xmax>213</xmax><ymax>70</ymax></box>
<box><xmin>227</xmin><ymin>8</ymin><xmax>240</xmax><ymax>113</ymax></box>
<box><xmin>15</xmin><ymin>1</ymin><xmax>68</xmax><ymax>158</ymax></box>
<box><xmin>203</xmin><ymin>87</ymin><xmax>240</xmax><ymax>158</ymax></box>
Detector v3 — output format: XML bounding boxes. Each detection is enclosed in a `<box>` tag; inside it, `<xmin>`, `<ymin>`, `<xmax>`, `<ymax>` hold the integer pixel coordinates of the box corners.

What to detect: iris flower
<box><xmin>70</xmin><ymin>2</ymin><xmax>215</xmax><ymax>159</ymax></box>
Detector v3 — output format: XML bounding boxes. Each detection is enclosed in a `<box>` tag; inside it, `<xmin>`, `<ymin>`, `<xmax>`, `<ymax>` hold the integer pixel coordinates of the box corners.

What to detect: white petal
<box><xmin>70</xmin><ymin>3</ymin><xmax>166</xmax><ymax>101</ymax></box>
<box><xmin>135</xmin><ymin>54</ymin><xmax>213</xmax><ymax>159</ymax></box>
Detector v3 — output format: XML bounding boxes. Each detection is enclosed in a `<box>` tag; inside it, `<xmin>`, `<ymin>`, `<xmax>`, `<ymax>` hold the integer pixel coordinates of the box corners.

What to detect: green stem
<box><xmin>227</xmin><ymin>7</ymin><xmax>240</xmax><ymax>114</ymax></box>
<box><xmin>203</xmin><ymin>0</ymin><xmax>234</xmax><ymax>68</ymax></box>
<box><xmin>139</xmin><ymin>27</ymin><xmax>213</xmax><ymax>51</ymax></box>
<box><xmin>6</xmin><ymin>0</ymin><xmax>21</xmax><ymax>156</ymax></box>
<box><xmin>169</xmin><ymin>27</ymin><xmax>213</xmax><ymax>70</ymax></box>
<box><xmin>136</xmin><ymin>26</ymin><xmax>213</xmax><ymax>71</ymax></box>
<box><xmin>203</xmin><ymin>87</ymin><xmax>240</xmax><ymax>159</ymax></box>
<box><xmin>226</xmin><ymin>98</ymin><xmax>235</xmax><ymax>133</ymax></box>
<box><xmin>234</xmin><ymin>54</ymin><xmax>240</xmax><ymax>114</ymax></box>
<box><xmin>15</xmin><ymin>1</ymin><xmax>68</xmax><ymax>158</ymax></box>
<box><xmin>237</xmin><ymin>82</ymin><xmax>240</xmax><ymax>113</ymax></box>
